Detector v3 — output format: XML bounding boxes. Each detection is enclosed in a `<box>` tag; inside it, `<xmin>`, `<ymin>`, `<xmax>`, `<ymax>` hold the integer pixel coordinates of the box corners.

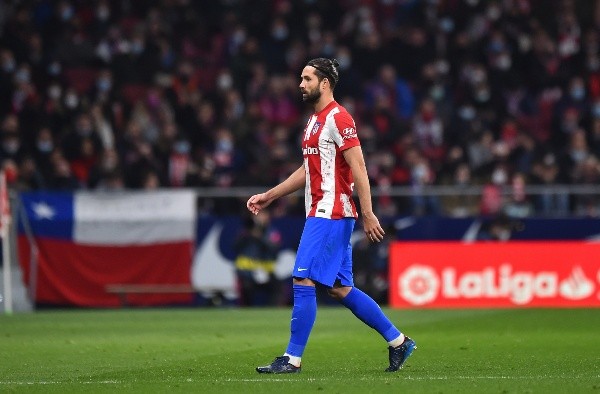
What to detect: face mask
<box><xmin>518</xmin><ymin>34</ymin><xmax>532</xmax><ymax>52</ymax></box>
<box><xmin>230</xmin><ymin>102</ymin><xmax>244</xmax><ymax>118</ymax></box>
<box><xmin>217</xmin><ymin>74</ymin><xmax>233</xmax><ymax>90</ymax></box>
<box><xmin>430</xmin><ymin>84</ymin><xmax>445</xmax><ymax>100</ymax></box>
<box><xmin>217</xmin><ymin>139</ymin><xmax>233</xmax><ymax>152</ymax></box>
<box><xmin>272</xmin><ymin>26</ymin><xmax>288</xmax><ymax>41</ymax></box>
<box><xmin>492</xmin><ymin>168</ymin><xmax>507</xmax><ymax>185</ymax></box>
<box><xmin>97</xmin><ymin>6</ymin><xmax>110</xmax><ymax>21</ymax></box>
<box><xmin>2</xmin><ymin>59</ymin><xmax>15</xmax><ymax>73</ymax></box>
<box><xmin>61</xmin><ymin>6</ymin><xmax>74</xmax><ymax>21</ymax></box>
<box><xmin>458</xmin><ymin>106</ymin><xmax>476</xmax><ymax>121</ymax></box>
<box><xmin>487</xmin><ymin>6</ymin><xmax>501</xmax><ymax>21</ymax></box>
<box><xmin>496</xmin><ymin>55</ymin><xmax>512</xmax><ymax>70</ymax></box>
<box><xmin>102</xmin><ymin>157</ymin><xmax>117</xmax><ymax>169</ymax></box>
<box><xmin>77</xmin><ymin>126</ymin><xmax>92</xmax><ymax>136</ymax></box>
<box><xmin>439</xmin><ymin>17</ymin><xmax>454</xmax><ymax>33</ymax></box>
<box><xmin>131</xmin><ymin>41</ymin><xmax>144</xmax><ymax>55</ymax></box>
<box><xmin>65</xmin><ymin>93</ymin><xmax>79</xmax><ymax>109</ymax></box>
<box><xmin>37</xmin><ymin>141</ymin><xmax>54</xmax><ymax>153</ymax></box>
<box><xmin>3</xmin><ymin>139</ymin><xmax>20</xmax><ymax>154</ymax></box>
<box><xmin>47</xmin><ymin>61</ymin><xmax>61</xmax><ymax>76</ymax></box>
<box><xmin>15</xmin><ymin>69</ymin><xmax>30</xmax><ymax>83</ymax></box>
<box><xmin>97</xmin><ymin>78</ymin><xmax>112</xmax><ymax>92</ymax></box>
<box><xmin>571</xmin><ymin>149</ymin><xmax>587</xmax><ymax>162</ymax></box>
<box><xmin>570</xmin><ymin>87</ymin><xmax>585</xmax><ymax>100</ymax></box>
<box><xmin>475</xmin><ymin>89</ymin><xmax>490</xmax><ymax>103</ymax></box>
<box><xmin>174</xmin><ymin>140</ymin><xmax>190</xmax><ymax>154</ymax></box>
<box><xmin>471</xmin><ymin>70</ymin><xmax>486</xmax><ymax>84</ymax></box>
<box><xmin>48</xmin><ymin>85</ymin><xmax>62</xmax><ymax>100</ymax></box>
<box><xmin>232</xmin><ymin>30</ymin><xmax>246</xmax><ymax>46</ymax></box>
<box><xmin>489</xmin><ymin>40</ymin><xmax>504</xmax><ymax>53</ymax></box>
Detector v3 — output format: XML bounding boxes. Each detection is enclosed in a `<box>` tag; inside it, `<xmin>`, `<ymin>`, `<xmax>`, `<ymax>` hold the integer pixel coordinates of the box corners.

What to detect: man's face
<box><xmin>299</xmin><ymin>66</ymin><xmax>322</xmax><ymax>104</ymax></box>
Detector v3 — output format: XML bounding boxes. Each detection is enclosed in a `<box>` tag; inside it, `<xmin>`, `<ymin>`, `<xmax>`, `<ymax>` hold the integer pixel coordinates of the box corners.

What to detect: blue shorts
<box><xmin>293</xmin><ymin>217</ymin><xmax>355</xmax><ymax>288</ymax></box>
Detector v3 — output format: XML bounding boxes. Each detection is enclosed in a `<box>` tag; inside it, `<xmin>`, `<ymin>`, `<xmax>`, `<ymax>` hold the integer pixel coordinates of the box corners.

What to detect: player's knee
<box><xmin>327</xmin><ymin>286</ymin><xmax>351</xmax><ymax>300</ymax></box>
<box><xmin>293</xmin><ymin>277</ymin><xmax>315</xmax><ymax>286</ymax></box>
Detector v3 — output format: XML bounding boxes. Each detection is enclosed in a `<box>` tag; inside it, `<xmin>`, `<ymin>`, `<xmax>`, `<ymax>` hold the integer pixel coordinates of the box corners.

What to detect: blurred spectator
<box><xmin>353</xmin><ymin>225</ymin><xmax>392</xmax><ymax>305</ymax></box>
<box><xmin>531</xmin><ymin>152</ymin><xmax>570</xmax><ymax>216</ymax></box>
<box><xmin>572</xmin><ymin>154</ymin><xmax>600</xmax><ymax>216</ymax></box>
<box><xmin>442</xmin><ymin>162</ymin><xmax>479</xmax><ymax>217</ymax></box>
<box><xmin>0</xmin><ymin>0</ymin><xmax>598</xmax><ymax>218</ymax></box>
<box><xmin>476</xmin><ymin>214</ymin><xmax>522</xmax><ymax>242</ymax></box>
<box><xmin>503</xmin><ymin>172</ymin><xmax>534</xmax><ymax>218</ymax></box>
<box><xmin>233</xmin><ymin>211</ymin><xmax>281</xmax><ymax>306</ymax></box>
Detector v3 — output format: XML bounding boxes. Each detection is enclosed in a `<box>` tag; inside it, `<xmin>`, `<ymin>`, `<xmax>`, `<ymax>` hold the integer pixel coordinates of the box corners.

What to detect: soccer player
<box><xmin>247</xmin><ymin>58</ymin><xmax>416</xmax><ymax>373</ymax></box>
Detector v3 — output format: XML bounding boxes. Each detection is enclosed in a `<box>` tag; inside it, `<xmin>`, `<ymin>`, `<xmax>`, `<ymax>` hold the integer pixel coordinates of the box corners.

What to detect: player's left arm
<box><xmin>343</xmin><ymin>146</ymin><xmax>385</xmax><ymax>242</ymax></box>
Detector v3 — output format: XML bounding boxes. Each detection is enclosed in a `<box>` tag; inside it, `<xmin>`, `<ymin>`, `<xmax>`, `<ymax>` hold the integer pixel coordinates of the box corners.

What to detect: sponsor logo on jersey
<box><xmin>342</xmin><ymin>127</ymin><xmax>357</xmax><ymax>139</ymax></box>
<box><xmin>303</xmin><ymin>146</ymin><xmax>319</xmax><ymax>155</ymax></box>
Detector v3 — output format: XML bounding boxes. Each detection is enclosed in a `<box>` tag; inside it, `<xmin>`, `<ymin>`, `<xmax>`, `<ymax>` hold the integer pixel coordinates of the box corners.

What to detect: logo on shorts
<box><xmin>297</xmin><ymin>268</ymin><xmax>308</xmax><ymax>272</ymax></box>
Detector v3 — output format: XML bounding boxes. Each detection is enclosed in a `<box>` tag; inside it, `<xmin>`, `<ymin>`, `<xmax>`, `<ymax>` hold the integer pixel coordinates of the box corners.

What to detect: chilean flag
<box><xmin>18</xmin><ymin>190</ymin><xmax>196</xmax><ymax>307</ymax></box>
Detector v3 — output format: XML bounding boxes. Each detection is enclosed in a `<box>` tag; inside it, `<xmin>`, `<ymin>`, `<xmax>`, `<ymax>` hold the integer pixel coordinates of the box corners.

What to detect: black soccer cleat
<box><xmin>385</xmin><ymin>336</ymin><xmax>417</xmax><ymax>372</ymax></box>
<box><xmin>256</xmin><ymin>356</ymin><xmax>301</xmax><ymax>374</ymax></box>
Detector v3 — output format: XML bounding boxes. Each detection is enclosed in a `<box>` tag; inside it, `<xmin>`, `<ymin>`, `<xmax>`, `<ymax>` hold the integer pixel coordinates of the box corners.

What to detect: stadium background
<box><xmin>1</xmin><ymin>0</ymin><xmax>600</xmax><ymax>311</ymax></box>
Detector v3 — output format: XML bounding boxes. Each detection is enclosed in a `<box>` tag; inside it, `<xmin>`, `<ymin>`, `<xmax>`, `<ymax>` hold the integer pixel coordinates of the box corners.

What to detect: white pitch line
<box><xmin>221</xmin><ymin>375</ymin><xmax>600</xmax><ymax>382</ymax></box>
<box><xmin>2</xmin><ymin>375</ymin><xmax>599</xmax><ymax>385</ymax></box>
<box><xmin>0</xmin><ymin>380</ymin><xmax>122</xmax><ymax>385</ymax></box>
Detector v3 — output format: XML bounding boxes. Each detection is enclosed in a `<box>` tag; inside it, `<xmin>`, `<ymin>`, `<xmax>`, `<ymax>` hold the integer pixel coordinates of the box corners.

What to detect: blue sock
<box><xmin>285</xmin><ymin>284</ymin><xmax>317</xmax><ymax>357</ymax></box>
<box><xmin>341</xmin><ymin>287</ymin><xmax>401</xmax><ymax>342</ymax></box>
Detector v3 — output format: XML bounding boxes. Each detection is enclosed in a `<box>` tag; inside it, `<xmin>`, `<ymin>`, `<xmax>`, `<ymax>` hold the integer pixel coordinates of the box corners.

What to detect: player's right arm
<box><xmin>247</xmin><ymin>165</ymin><xmax>305</xmax><ymax>215</ymax></box>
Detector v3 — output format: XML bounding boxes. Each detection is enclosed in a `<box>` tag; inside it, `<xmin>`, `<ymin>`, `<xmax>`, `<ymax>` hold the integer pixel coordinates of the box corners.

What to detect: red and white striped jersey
<box><xmin>301</xmin><ymin>100</ymin><xmax>360</xmax><ymax>219</ymax></box>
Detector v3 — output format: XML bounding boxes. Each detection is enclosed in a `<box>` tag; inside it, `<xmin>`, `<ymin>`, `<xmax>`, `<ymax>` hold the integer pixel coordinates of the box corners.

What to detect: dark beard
<box><xmin>302</xmin><ymin>88</ymin><xmax>321</xmax><ymax>104</ymax></box>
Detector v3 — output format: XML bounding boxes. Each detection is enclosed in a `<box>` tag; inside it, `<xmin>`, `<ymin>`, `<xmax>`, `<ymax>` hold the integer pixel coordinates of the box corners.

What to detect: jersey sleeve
<box><xmin>331</xmin><ymin>111</ymin><xmax>360</xmax><ymax>151</ymax></box>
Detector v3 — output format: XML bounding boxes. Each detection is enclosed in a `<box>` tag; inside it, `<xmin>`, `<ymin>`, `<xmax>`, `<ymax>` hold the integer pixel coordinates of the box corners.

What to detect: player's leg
<box><xmin>328</xmin><ymin>243</ymin><xmax>416</xmax><ymax>371</ymax></box>
<box><xmin>256</xmin><ymin>276</ymin><xmax>315</xmax><ymax>374</ymax></box>
<box><xmin>256</xmin><ymin>219</ymin><xmax>326</xmax><ymax>374</ymax></box>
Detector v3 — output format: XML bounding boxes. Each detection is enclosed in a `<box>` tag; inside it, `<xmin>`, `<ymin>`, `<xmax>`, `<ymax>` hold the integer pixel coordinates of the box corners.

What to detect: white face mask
<box><xmin>65</xmin><ymin>93</ymin><xmax>79</xmax><ymax>109</ymax></box>
<box><xmin>2</xmin><ymin>58</ymin><xmax>15</xmax><ymax>73</ymax></box>
<box><xmin>272</xmin><ymin>26</ymin><xmax>288</xmax><ymax>41</ymax></box>
<box><xmin>37</xmin><ymin>140</ymin><xmax>54</xmax><ymax>153</ymax></box>
<box><xmin>3</xmin><ymin>139</ymin><xmax>20</xmax><ymax>154</ymax></box>
<box><xmin>496</xmin><ymin>55</ymin><xmax>512</xmax><ymax>70</ymax></box>
<box><xmin>48</xmin><ymin>85</ymin><xmax>62</xmax><ymax>100</ymax></box>
<box><xmin>492</xmin><ymin>168</ymin><xmax>507</xmax><ymax>185</ymax></box>
<box><xmin>97</xmin><ymin>6</ymin><xmax>110</xmax><ymax>21</ymax></box>
<box><xmin>458</xmin><ymin>106</ymin><xmax>476</xmax><ymax>121</ymax></box>
<box><xmin>217</xmin><ymin>74</ymin><xmax>233</xmax><ymax>90</ymax></box>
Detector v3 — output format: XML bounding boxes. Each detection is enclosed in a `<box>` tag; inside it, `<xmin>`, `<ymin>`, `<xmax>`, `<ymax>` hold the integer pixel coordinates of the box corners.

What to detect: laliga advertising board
<box><xmin>389</xmin><ymin>242</ymin><xmax>600</xmax><ymax>308</ymax></box>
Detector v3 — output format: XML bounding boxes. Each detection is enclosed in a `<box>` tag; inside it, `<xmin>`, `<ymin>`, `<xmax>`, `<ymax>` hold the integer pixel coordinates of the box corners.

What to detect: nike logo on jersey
<box><xmin>297</xmin><ymin>268</ymin><xmax>308</xmax><ymax>271</ymax></box>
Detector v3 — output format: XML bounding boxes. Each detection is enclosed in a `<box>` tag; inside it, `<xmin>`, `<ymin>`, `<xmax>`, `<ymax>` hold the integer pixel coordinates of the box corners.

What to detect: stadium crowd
<box><xmin>1</xmin><ymin>0</ymin><xmax>600</xmax><ymax>217</ymax></box>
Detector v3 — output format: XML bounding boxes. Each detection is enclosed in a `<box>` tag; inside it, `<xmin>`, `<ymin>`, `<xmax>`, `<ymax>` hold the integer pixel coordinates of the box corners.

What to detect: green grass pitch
<box><xmin>0</xmin><ymin>307</ymin><xmax>599</xmax><ymax>393</ymax></box>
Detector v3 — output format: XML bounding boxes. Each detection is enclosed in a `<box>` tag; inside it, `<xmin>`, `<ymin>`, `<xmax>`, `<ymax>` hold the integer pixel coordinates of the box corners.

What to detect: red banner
<box><xmin>389</xmin><ymin>242</ymin><xmax>600</xmax><ymax>308</ymax></box>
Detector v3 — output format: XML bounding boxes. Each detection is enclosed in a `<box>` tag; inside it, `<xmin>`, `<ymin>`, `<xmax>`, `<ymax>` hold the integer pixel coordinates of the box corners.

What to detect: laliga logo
<box><xmin>399</xmin><ymin>264</ymin><xmax>598</xmax><ymax>305</ymax></box>
<box><xmin>399</xmin><ymin>265</ymin><xmax>440</xmax><ymax>305</ymax></box>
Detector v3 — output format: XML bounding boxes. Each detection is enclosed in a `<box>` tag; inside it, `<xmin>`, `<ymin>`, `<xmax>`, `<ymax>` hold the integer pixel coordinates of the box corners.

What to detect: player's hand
<box><xmin>363</xmin><ymin>212</ymin><xmax>385</xmax><ymax>243</ymax></box>
<box><xmin>246</xmin><ymin>193</ymin><xmax>272</xmax><ymax>215</ymax></box>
